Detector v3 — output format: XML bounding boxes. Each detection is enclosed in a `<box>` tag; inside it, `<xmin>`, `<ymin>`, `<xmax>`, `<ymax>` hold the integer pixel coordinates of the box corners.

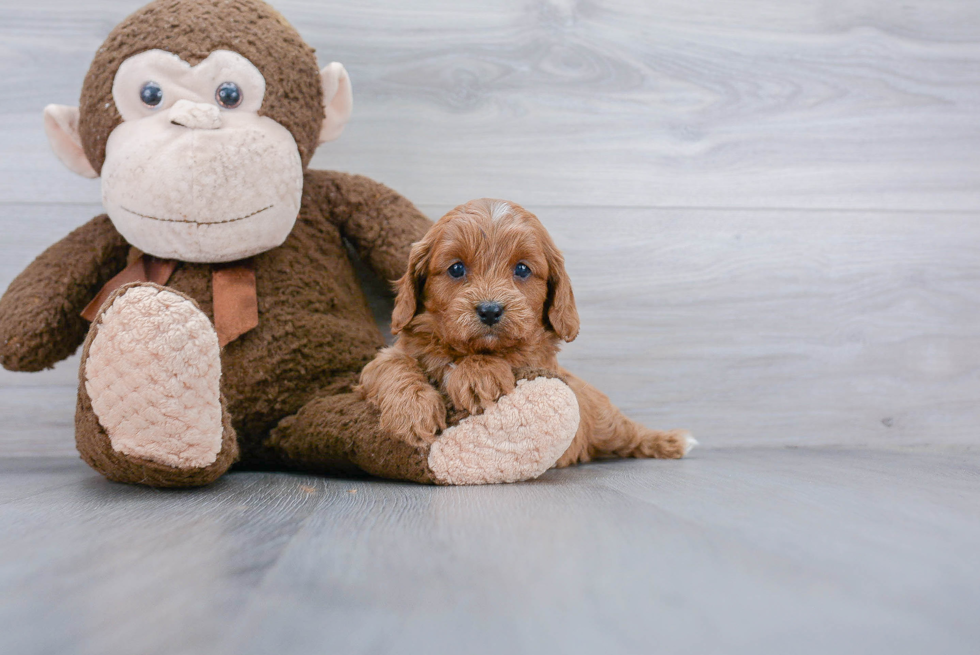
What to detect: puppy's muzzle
<box><xmin>476</xmin><ymin>301</ymin><xmax>504</xmax><ymax>326</ymax></box>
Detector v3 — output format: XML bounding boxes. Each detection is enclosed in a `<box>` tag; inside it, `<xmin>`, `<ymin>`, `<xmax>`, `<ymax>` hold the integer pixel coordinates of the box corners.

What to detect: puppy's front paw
<box><xmin>378</xmin><ymin>385</ymin><xmax>447</xmax><ymax>447</ymax></box>
<box><xmin>513</xmin><ymin>366</ymin><xmax>567</xmax><ymax>384</ymax></box>
<box><xmin>445</xmin><ymin>357</ymin><xmax>516</xmax><ymax>415</ymax></box>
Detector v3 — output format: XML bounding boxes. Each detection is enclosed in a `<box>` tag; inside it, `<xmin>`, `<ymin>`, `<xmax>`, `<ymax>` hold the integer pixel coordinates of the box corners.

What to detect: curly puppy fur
<box><xmin>358</xmin><ymin>199</ymin><xmax>694</xmax><ymax>466</ymax></box>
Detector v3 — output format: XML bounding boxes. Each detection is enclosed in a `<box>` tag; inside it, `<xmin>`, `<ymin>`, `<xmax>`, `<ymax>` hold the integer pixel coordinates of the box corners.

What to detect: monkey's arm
<box><xmin>304</xmin><ymin>170</ymin><xmax>432</xmax><ymax>283</ymax></box>
<box><xmin>0</xmin><ymin>215</ymin><xmax>130</xmax><ymax>372</ymax></box>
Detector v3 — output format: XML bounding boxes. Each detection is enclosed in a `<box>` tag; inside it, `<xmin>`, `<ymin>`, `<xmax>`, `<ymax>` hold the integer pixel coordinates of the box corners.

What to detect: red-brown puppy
<box><xmin>358</xmin><ymin>198</ymin><xmax>695</xmax><ymax>467</ymax></box>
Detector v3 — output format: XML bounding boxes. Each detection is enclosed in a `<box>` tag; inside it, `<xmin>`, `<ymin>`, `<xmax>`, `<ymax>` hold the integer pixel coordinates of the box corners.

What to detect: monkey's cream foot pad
<box><xmin>84</xmin><ymin>285</ymin><xmax>223</xmax><ymax>469</ymax></box>
<box><xmin>428</xmin><ymin>377</ymin><xmax>580</xmax><ymax>485</ymax></box>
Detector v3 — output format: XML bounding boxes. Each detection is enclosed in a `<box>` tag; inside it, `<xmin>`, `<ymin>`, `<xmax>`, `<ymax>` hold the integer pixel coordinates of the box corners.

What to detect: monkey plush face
<box><xmin>42</xmin><ymin>0</ymin><xmax>353</xmax><ymax>263</ymax></box>
<box><xmin>96</xmin><ymin>49</ymin><xmax>306</xmax><ymax>261</ymax></box>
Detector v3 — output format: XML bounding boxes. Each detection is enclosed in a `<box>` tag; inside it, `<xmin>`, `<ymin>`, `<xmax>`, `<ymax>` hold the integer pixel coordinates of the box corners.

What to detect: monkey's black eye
<box><xmin>216</xmin><ymin>82</ymin><xmax>243</xmax><ymax>109</ymax></box>
<box><xmin>514</xmin><ymin>262</ymin><xmax>532</xmax><ymax>279</ymax></box>
<box><xmin>448</xmin><ymin>262</ymin><xmax>466</xmax><ymax>279</ymax></box>
<box><xmin>140</xmin><ymin>81</ymin><xmax>163</xmax><ymax>108</ymax></box>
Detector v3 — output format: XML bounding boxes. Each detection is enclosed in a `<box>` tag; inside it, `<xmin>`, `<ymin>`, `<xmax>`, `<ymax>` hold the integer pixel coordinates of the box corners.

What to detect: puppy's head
<box><xmin>392</xmin><ymin>199</ymin><xmax>579</xmax><ymax>353</ymax></box>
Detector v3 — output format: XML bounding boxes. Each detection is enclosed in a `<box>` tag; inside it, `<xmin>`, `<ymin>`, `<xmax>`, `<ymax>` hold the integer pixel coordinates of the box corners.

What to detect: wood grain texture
<box><xmin>3</xmin><ymin>204</ymin><xmax>978</xmax><ymax>452</ymax></box>
<box><xmin>1</xmin><ymin>448</ymin><xmax>978</xmax><ymax>655</ymax></box>
<box><xmin>536</xmin><ymin>207</ymin><xmax>980</xmax><ymax>447</ymax></box>
<box><xmin>0</xmin><ymin>460</ymin><xmax>331</xmax><ymax>655</ymax></box>
<box><xmin>0</xmin><ymin>0</ymin><xmax>978</xmax><ymax>208</ymax></box>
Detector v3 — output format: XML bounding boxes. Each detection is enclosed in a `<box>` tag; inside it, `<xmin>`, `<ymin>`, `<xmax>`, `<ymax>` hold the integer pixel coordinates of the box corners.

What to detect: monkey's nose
<box><xmin>476</xmin><ymin>301</ymin><xmax>504</xmax><ymax>326</ymax></box>
<box><xmin>168</xmin><ymin>99</ymin><xmax>222</xmax><ymax>130</ymax></box>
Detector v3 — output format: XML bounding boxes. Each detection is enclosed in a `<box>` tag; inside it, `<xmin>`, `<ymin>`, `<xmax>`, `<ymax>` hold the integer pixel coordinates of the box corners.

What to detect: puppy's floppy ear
<box><xmin>543</xmin><ymin>238</ymin><xmax>580</xmax><ymax>342</ymax></box>
<box><xmin>391</xmin><ymin>233</ymin><xmax>434</xmax><ymax>334</ymax></box>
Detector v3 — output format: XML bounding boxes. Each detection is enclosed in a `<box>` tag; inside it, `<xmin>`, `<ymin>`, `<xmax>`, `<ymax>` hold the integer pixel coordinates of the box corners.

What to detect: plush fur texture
<box><xmin>101</xmin><ymin>49</ymin><xmax>307</xmax><ymax>262</ymax></box>
<box><xmin>79</xmin><ymin>0</ymin><xmax>324</xmax><ymax>172</ymax></box>
<box><xmin>76</xmin><ymin>283</ymin><xmax>240</xmax><ymax>487</ymax></box>
<box><xmin>0</xmin><ymin>216</ymin><xmax>130</xmax><ymax>372</ymax></box>
<box><xmin>359</xmin><ymin>199</ymin><xmax>696</xmax><ymax>468</ymax></box>
<box><xmin>19</xmin><ymin>170</ymin><xmax>434</xmax><ymax>485</ymax></box>
<box><xmin>73</xmin><ymin>171</ymin><xmax>434</xmax><ymax>483</ymax></box>
<box><xmin>84</xmin><ymin>284</ymin><xmax>224</xmax><ymax>468</ymax></box>
<box><xmin>428</xmin><ymin>374</ymin><xmax>580</xmax><ymax>485</ymax></box>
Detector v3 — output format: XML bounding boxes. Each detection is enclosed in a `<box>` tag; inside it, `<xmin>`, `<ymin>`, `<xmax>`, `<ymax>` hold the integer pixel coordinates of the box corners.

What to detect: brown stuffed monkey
<box><xmin>0</xmin><ymin>0</ymin><xmax>581</xmax><ymax>487</ymax></box>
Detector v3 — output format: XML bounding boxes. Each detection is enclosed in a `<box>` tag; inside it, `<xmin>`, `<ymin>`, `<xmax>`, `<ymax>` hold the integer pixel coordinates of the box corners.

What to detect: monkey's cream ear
<box><xmin>318</xmin><ymin>62</ymin><xmax>353</xmax><ymax>144</ymax></box>
<box><xmin>43</xmin><ymin>105</ymin><xmax>98</xmax><ymax>179</ymax></box>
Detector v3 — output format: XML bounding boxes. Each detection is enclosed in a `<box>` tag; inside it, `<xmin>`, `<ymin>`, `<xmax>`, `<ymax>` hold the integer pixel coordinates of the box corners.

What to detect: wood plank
<box><xmin>0</xmin><ymin>464</ymin><xmax>334</xmax><ymax>655</ymax></box>
<box><xmin>224</xmin><ymin>449</ymin><xmax>980</xmax><ymax>654</ymax></box>
<box><xmin>2</xmin><ymin>448</ymin><xmax>977</xmax><ymax>655</ymax></box>
<box><xmin>2</xmin><ymin>203</ymin><xmax>979</xmax><ymax>453</ymax></box>
<box><xmin>532</xmin><ymin>206</ymin><xmax>980</xmax><ymax>448</ymax></box>
<box><xmin>0</xmin><ymin>456</ymin><xmax>89</xmax><ymax>504</ymax></box>
<box><xmin>0</xmin><ymin>1</ymin><xmax>977</xmax><ymax>209</ymax></box>
<box><xmin>0</xmin><ymin>386</ymin><xmax>76</xmax><ymax>458</ymax></box>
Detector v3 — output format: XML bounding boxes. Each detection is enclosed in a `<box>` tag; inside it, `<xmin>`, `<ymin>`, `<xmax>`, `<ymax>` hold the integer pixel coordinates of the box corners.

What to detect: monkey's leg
<box><xmin>430</xmin><ymin>372</ymin><xmax>581</xmax><ymax>484</ymax></box>
<box><xmin>554</xmin><ymin>373</ymin><xmax>696</xmax><ymax>468</ymax></box>
<box><xmin>266</xmin><ymin>391</ymin><xmax>436</xmax><ymax>483</ymax></box>
<box><xmin>76</xmin><ymin>282</ymin><xmax>238</xmax><ymax>487</ymax></box>
<box><xmin>267</xmin><ymin>371</ymin><xmax>581</xmax><ymax>485</ymax></box>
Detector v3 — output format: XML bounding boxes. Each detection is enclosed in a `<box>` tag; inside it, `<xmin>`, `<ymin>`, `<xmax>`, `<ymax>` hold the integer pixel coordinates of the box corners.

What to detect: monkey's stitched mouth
<box><xmin>121</xmin><ymin>204</ymin><xmax>274</xmax><ymax>225</ymax></box>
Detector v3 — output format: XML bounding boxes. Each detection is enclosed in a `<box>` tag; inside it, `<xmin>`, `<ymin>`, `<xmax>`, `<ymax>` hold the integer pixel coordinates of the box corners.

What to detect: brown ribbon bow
<box><xmin>82</xmin><ymin>255</ymin><xmax>259</xmax><ymax>347</ymax></box>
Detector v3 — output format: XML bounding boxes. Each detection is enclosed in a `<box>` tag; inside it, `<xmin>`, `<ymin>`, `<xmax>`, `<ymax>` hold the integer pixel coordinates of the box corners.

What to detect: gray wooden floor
<box><xmin>2</xmin><ymin>1</ymin><xmax>979</xmax><ymax>653</ymax></box>
<box><xmin>3</xmin><ymin>448</ymin><xmax>979</xmax><ymax>655</ymax></box>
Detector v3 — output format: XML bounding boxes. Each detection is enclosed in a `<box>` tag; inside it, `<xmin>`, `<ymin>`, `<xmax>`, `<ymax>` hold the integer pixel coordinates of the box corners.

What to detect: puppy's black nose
<box><xmin>476</xmin><ymin>301</ymin><xmax>504</xmax><ymax>326</ymax></box>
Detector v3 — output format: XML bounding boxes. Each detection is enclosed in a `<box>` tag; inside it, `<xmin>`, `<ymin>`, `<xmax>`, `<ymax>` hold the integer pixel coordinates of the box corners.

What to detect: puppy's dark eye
<box><xmin>447</xmin><ymin>262</ymin><xmax>466</xmax><ymax>279</ymax></box>
<box><xmin>216</xmin><ymin>82</ymin><xmax>243</xmax><ymax>109</ymax></box>
<box><xmin>514</xmin><ymin>262</ymin><xmax>532</xmax><ymax>279</ymax></box>
<box><xmin>140</xmin><ymin>81</ymin><xmax>163</xmax><ymax>108</ymax></box>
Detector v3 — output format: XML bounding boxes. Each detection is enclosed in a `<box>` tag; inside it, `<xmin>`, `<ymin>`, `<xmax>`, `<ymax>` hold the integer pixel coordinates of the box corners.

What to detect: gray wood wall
<box><xmin>1</xmin><ymin>0</ymin><xmax>978</xmax><ymax>455</ymax></box>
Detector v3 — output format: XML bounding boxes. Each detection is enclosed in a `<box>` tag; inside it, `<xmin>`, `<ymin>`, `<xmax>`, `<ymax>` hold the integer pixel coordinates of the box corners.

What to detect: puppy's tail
<box><xmin>565</xmin><ymin>374</ymin><xmax>697</xmax><ymax>462</ymax></box>
<box><xmin>629</xmin><ymin>426</ymin><xmax>698</xmax><ymax>459</ymax></box>
<box><xmin>602</xmin><ymin>410</ymin><xmax>696</xmax><ymax>460</ymax></box>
